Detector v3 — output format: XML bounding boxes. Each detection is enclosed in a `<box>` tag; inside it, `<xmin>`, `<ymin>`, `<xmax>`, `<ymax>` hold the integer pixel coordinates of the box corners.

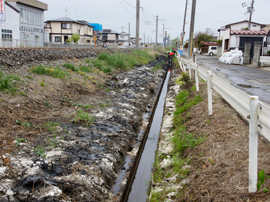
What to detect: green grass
<box><xmin>74</xmin><ymin>109</ymin><xmax>95</xmax><ymax>126</ymax></box>
<box><xmin>63</xmin><ymin>63</ymin><xmax>78</xmax><ymax>72</ymax></box>
<box><xmin>0</xmin><ymin>71</ymin><xmax>21</xmax><ymax>94</ymax></box>
<box><xmin>31</xmin><ymin>65</ymin><xmax>70</xmax><ymax>78</ymax></box>
<box><xmin>173</xmin><ymin>90</ymin><xmax>203</xmax><ymax>128</ymax></box>
<box><xmin>153</xmin><ymin>64</ymin><xmax>162</xmax><ymax>71</ymax></box>
<box><xmin>92</xmin><ymin>50</ymin><xmax>154</xmax><ymax>73</ymax></box>
<box><xmin>79</xmin><ymin>65</ymin><xmax>93</xmax><ymax>73</ymax></box>
<box><xmin>42</xmin><ymin>121</ymin><xmax>61</xmax><ymax>133</ymax></box>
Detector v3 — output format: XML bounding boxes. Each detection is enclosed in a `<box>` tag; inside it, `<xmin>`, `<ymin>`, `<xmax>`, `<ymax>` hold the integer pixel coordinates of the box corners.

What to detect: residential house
<box><xmin>45</xmin><ymin>17</ymin><xmax>94</xmax><ymax>45</ymax></box>
<box><xmin>119</xmin><ymin>31</ymin><xmax>132</xmax><ymax>46</ymax></box>
<box><xmin>6</xmin><ymin>0</ymin><xmax>48</xmax><ymax>47</ymax></box>
<box><xmin>0</xmin><ymin>1</ymin><xmax>20</xmax><ymax>47</ymax></box>
<box><xmin>99</xmin><ymin>29</ymin><xmax>119</xmax><ymax>46</ymax></box>
<box><xmin>218</xmin><ymin>20</ymin><xmax>267</xmax><ymax>55</ymax></box>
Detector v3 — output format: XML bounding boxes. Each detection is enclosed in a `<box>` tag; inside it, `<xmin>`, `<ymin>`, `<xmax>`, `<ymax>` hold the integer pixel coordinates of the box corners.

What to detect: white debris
<box><xmin>218</xmin><ymin>48</ymin><xmax>243</xmax><ymax>65</ymax></box>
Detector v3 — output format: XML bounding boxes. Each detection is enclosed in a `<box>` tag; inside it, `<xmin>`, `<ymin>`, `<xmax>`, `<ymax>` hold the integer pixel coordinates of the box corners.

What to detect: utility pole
<box><xmin>165</xmin><ymin>31</ymin><xmax>167</xmax><ymax>47</ymax></box>
<box><xmin>122</xmin><ymin>26</ymin><xmax>123</xmax><ymax>39</ymax></box>
<box><xmin>188</xmin><ymin>0</ymin><xmax>197</xmax><ymax>58</ymax></box>
<box><xmin>168</xmin><ymin>34</ymin><xmax>170</xmax><ymax>47</ymax></box>
<box><xmin>128</xmin><ymin>22</ymin><xmax>130</xmax><ymax>45</ymax></box>
<box><xmin>181</xmin><ymin>0</ymin><xmax>188</xmax><ymax>49</ymax></box>
<box><xmin>144</xmin><ymin>33</ymin><xmax>145</xmax><ymax>46</ymax></box>
<box><xmin>163</xmin><ymin>23</ymin><xmax>165</xmax><ymax>49</ymax></box>
<box><xmin>248</xmin><ymin>0</ymin><xmax>255</xmax><ymax>30</ymax></box>
<box><xmin>136</xmin><ymin>0</ymin><xmax>140</xmax><ymax>49</ymax></box>
<box><xmin>148</xmin><ymin>36</ymin><xmax>149</xmax><ymax>45</ymax></box>
<box><xmin>156</xmin><ymin>15</ymin><xmax>158</xmax><ymax>46</ymax></box>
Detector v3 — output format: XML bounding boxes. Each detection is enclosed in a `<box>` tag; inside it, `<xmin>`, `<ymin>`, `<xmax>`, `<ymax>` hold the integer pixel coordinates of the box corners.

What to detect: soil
<box><xmin>180</xmin><ymin>81</ymin><xmax>270</xmax><ymax>202</ymax></box>
<box><xmin>0</xmin><ymin>52</ymin><xmax>169</xmax><ymax>202</ymax></box>
<box><xmin>149</xmin><ymin>71</ymin><xmax>270</xmax><ymax>201</ymax></box>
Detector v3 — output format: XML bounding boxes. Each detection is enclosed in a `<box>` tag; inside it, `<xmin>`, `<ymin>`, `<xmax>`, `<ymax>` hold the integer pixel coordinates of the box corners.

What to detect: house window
<box><xmin>20</xmin><ymin>9</ymin><xmax>41</xmax><ymax>26</ymax></box>
<box><xmin>62</xmin><ymin>23</ymin><xmax>71</xmax><ymax>29</ymax></box>
<box><xmin>253</xmin><ymin>25</ymin><xmax>256</xmax><ymax>27</ymax></box>
<box><xmin>35</xmin><ymin>35</ymin><xmax>39</xmax><ymax>41</ymax></box>
<box><xmin>55</xmin><ymin>37</ymin><xmax>61</xmax><ymax>42</ymax></box>
<box><xmin>2</xmin><ymin>30</ymin><xmax>12</xmax><ymax>41</ymax></box>
<box><xmin>86</xmin><ymin>40</ymin><xmax>90</xmax><ymax>43</ymax></box>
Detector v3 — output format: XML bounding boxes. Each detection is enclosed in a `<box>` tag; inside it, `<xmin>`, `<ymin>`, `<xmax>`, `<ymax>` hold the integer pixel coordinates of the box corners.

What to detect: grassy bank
<box><xmin>149</xmin><ymin>78</ymin><xmax>205</xmax><ymax>201</ymax></box>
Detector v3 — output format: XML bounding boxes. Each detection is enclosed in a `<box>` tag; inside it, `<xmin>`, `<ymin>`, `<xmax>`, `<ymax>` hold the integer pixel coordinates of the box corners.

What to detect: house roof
<box><xmin>46</xmin><ymin>17</ymin><xmax>90</xmax><ymax>26</ymax></box>
<box><xmin>5</xmin><ymin>1</ymin><xmax>20</xmax><ymax>13</ymax></box>
<box><xmin>225</xmin><ymin>20</ymin><xmax>266</xmax><ymax>28</ymax></box>
<box><xmin>218</xmin><ymin>26</ymin><xmax>226</xmax><ymax>32</ymax></box>
<box><xmin>6</xmin><ymin>0</ymin><xmax>48</xmax><ymax>10</ymax></box>
<box><xmin>77</xmin><ymin>20</ymin><xmax>94</xmax><ymax>27</ymax></box>
<box><xmin>201</xmin><ymin>42</ymin><xmax>218</xmax><ymax>46</ymax></box>
<box><xmin>230</xmin><ymin>30</ymin><xmax>268</xmax><ymax>35</ymax></box>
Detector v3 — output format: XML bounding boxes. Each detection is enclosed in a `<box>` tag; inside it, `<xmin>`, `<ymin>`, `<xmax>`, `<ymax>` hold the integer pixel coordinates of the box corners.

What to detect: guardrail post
<box><xmin>189</xmin><ymin>59</ymin><xmax>192</xmax><ymax>77</ymax></box>
<box><xmin>195</xmin><ymin>64</ymin><xmax>199</xmax><ymax>92</ymax></box>
<box><xmin>249</xmin><ymin>96</ymin><xmax>258</xmax><ymax>193</ymax></box>
<box><xmin>207</xmin><ymin>71</ymin><xmax>212</xmax><ymax>115</ymax></box>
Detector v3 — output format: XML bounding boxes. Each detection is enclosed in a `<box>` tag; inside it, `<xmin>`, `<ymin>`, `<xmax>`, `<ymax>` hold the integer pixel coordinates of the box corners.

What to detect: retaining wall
<box><xmin>0</xmin><ymin>48</ymin><xmax>130</xmax><ymax>67</ymax></box>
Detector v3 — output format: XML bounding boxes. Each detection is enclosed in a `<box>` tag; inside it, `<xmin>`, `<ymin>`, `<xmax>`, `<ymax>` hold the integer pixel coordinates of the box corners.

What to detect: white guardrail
<box><xmin>176</xmin><ymin>52</ymin><xmax>270</xmax><ymax>193</ymax></box>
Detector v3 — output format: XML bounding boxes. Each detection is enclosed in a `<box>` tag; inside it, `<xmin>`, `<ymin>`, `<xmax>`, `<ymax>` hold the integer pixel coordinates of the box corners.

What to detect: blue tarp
<box><xmin>89</xmin><ymin>23</ymin><xmax>103</xmax><ymax>31</ymax></box>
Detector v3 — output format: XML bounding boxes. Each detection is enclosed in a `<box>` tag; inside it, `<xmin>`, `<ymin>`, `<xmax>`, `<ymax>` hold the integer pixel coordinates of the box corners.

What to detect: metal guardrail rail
<box><xmin>177</xmin><ymin>55</ymin><xmax>270</xmax><ymax>192</ymax></box>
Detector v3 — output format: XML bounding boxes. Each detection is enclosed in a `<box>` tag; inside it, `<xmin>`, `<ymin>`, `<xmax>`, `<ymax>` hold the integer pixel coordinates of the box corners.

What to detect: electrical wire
<box><xmin>112</xmin><ymin>0</ymin><xmax>135</xmax><ymax>17</ymax></box>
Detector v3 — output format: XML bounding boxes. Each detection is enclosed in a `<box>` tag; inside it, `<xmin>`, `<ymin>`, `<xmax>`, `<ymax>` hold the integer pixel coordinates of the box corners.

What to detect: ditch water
<box><xmin>122</xmin><ymin>70</ymin><xmax>171</xmax><ymax>202</ymax></box>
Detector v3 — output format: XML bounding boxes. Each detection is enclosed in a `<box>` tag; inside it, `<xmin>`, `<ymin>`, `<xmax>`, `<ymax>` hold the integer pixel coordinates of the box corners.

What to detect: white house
<box><xmin>218</xmin><ymin>20</ymin><xmax>267</xmax><ymax>54</ymax></box>
<box><xmin>4</xmin><ymin>0</ymin><xmax>48</xmax><ymax>47</ymax></box>
<box><xmin>0</xmin><ymin>1</ymin><xmax>20</xmax><ymax>47</ymax></box>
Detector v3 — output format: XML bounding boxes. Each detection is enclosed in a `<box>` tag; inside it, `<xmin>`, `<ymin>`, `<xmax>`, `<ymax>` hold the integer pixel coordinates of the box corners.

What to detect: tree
<box><xmin>194</xmin><ymin>31</ymin><xmax>215</xmax><ymax>47</ymax></box>
<box><xmin>66</xmin><ymin>33</ymin><xmax>81</xmax><ymax>44</ymax></box>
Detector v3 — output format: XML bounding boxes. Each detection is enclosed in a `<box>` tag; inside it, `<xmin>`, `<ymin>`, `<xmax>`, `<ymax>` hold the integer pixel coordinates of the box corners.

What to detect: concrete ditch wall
<box><xmin>0</xmin><ymin>48</ymin><xmax>129</xmax><ymax>67</ymax></box>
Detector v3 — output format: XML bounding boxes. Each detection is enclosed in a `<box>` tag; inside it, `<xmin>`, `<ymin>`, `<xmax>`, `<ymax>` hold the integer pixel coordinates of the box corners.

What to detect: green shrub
<box><xmin>63</xmin><ymin>63</ymin><xmax>78</xmax><ymax>72</ymax></box>
<box><xmin>31</xmin><ymin>65</ymin><xmax>70</xmax><ymax>78</ymax></box>
<box><xmin>0</xmin><ymin>71</ymin><xmax>20</xmax><ymax>94</ymax></box>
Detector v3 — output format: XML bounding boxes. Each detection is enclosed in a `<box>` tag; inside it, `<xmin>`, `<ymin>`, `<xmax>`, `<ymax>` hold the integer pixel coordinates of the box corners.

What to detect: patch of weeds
<box><xmin>152</xmin><ymin>155</ymin><xmax>164</xmax><ymax>183</ymax></box>
<box><xmin>191</xmin><ymin>85</ymin><xmax>196</xmax><ymax>91</ymax></box>
<box><xmin>33</xmin><ymin>146</ymin><xmax>46</xmax><ymax>159</ymax></box>
<box><xmin>173</xmin><ymin>90</ymin><xmax>203</xmax><ymax>128</ymax></box>
<box><xmin>63</xmin><ymin>63</ymin><xmax>78</xmax><ymax>72</ymax></box>
<box><xmin>31</xmin><ymin>65</ymin><xmax>70</xmax><ymax>79</ymax></box>
<box><xmin>208</xmin><ymin>158</ymin><xmax>216</xmax><ymax>165</ymax></box>
<box><xmin>74</xmin><ymin>109</ymin><xmax>95</xmax><ymax>126</ymax></box>
<box><xmin>44</xmin><ymin>101</ymin><xmax>53</xmax><ymax>108</ymax></box>
<box><xmin>15</xmin><ymin>138</ymin><xmax>27</xmax><ymax>146</ymax></box>
<box><xmin>40</xmin><ymin>81</ymin><xmax>45</xmax><ymax>87</ymax></box>
<box><xmin>85</xmin><ymin>58</ymin><xmax>91</xmax><ymax>63</ymax></box>
<box><xmin>199</xmin><ymin>152</ymin><xmax>205</xmax><ymax>157</ymax></box>
<box><xmin>99</xmin><ymin>101</ymin><xmax>110</xmax><ymax>109</ymax></box>
<box><xmin>179</xmin><ymin>72</ymin><xmax>191</xmax><ymax>84</ymax></box>
<box><xmin>153</xmin><ymin>64</ymin><xmax>162</xmax><ymax>71</ymax></box>
<box><xmin>205</xmin><ymin>119</ymin><xmax>211</xmax><ymax>124</ymax></box>
<box><xmin>97</xmin><ymin>83</ymin><xmax>105</xmax><ymax>89</ymax></box>
<box><xmin>15</xmin><ymin>120</ymin><xmax>33</xmax><ymax>127</ymax></box>
<box><xmin>105</xmin><ymin>88</ymin><xmax>111</xmax><ymax>92</ymax></box>
<box><xmin>25</xmin><ymin>75</ymin><xmax>33</xmax><ymax>79</ymax></box>
<box><xmin>257</xmin><ymin>170</ymin><xmax>270</xmax><ymax>192</ymax></box>
<box><xmin>47</xmin><ymin>133</ymin><xmax>64</xmax><ymax>150</ymax></box>
<box><xmin>0</xmin><ymin>71</ymin><xmax>21</xmax><ymax>94</ymax></box>
<box><xmin>79</xmin><ymin>65</ymin><xmax>93</xmax><ymax>73</ymax></box>
<box><xmin>43</xmin><ymin>121</ymin><xmax>61</xmax><ymax>133</ymax></box>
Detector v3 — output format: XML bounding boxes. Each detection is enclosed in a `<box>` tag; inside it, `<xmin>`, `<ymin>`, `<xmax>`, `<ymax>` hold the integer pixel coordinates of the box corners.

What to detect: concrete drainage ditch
<box><xmin>0</xmin><ymin>56</ymin><xmax>170</xmax><ymax>202</ymax></box>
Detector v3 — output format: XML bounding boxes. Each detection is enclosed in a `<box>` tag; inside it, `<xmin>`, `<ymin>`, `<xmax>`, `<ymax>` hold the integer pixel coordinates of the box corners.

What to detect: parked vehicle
<box><xmin>207</xmin><ymin>46</ymin><xmax>218</xmax><ymax>56</ymax></box>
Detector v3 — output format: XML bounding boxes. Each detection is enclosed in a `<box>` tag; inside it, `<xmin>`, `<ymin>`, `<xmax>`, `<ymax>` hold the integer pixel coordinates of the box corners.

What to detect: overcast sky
<box><xmin>42</xmin><ymin>0</ymin><xmax>270</xmax><ymax>43</ymax></box>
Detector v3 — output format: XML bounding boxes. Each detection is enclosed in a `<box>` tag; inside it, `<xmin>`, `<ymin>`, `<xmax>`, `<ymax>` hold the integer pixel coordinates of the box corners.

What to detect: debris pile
<box><xmin>218</xmin><ymin>48</ymin><xmax>243</xmax><ymax>65</ymax></box>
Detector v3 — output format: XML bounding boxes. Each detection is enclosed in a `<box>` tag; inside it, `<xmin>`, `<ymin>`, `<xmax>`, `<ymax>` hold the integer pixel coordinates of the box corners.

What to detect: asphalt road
<box><xmin>195</xmin><ymin>55</ymin><xmax>270</xmax><ymax>105</ymax></box>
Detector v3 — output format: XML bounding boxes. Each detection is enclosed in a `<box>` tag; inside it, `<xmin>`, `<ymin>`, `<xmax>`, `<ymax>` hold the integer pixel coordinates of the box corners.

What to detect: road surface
<box><xmin>195</xmin><ymin>55</ymin><xmax>270</xmax><ymax>105</ymax></box>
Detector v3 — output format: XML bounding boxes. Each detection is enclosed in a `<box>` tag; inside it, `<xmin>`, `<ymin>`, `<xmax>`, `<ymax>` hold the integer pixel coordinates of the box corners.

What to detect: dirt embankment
<box><xmin>149</xmin><ymin>75</ymin><xmax>270</xmax><ymax>201</ymax></box>
<box><xmin>0</xmin><ymin>51</ymin><xmax>168</xmax><ymax>201</ymax></box>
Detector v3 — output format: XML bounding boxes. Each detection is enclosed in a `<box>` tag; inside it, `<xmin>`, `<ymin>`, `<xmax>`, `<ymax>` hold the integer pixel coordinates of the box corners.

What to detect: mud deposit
<box><xmin>0</xmin><ymin>56</ymin><xmax>168</xmax><ymax>201</ymax></box>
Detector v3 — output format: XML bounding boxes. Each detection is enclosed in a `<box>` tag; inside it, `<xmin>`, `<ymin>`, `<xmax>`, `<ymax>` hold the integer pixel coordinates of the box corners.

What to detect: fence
<box><xmin>176</xmin><ymin>52</ymin><xmax>270</xmax><ymax>193</ymax></box>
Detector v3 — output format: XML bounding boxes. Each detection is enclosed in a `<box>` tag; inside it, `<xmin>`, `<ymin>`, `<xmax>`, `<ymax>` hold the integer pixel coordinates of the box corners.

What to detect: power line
<box><xmin>112</xmin><ymin>0</ymin><xmax>135</xmax><ymax>17</ymax></box>
<box><xmin>121</xmin><ymin>0</ymin><xmax>136</xmax><ymax>8</ymax></box>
